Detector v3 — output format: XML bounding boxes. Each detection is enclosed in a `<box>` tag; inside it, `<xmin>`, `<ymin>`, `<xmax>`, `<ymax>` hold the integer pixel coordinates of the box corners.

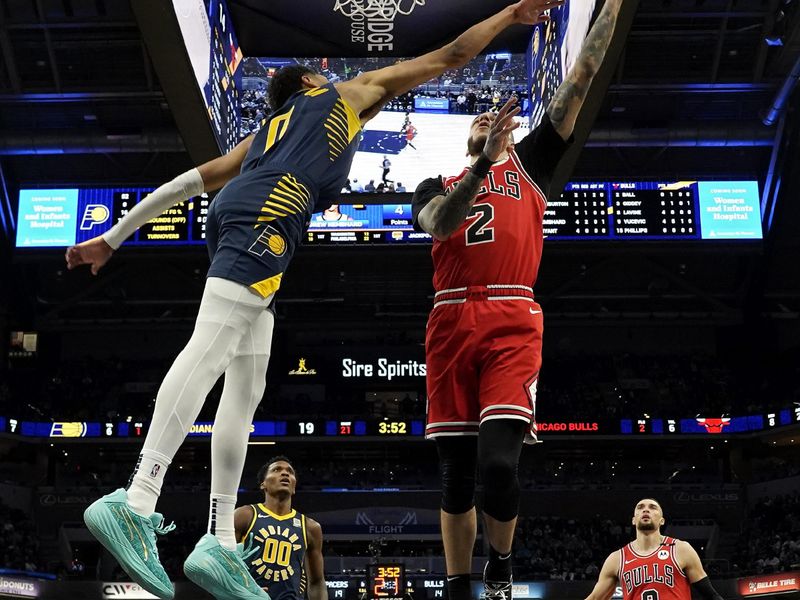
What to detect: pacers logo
<box><xmin>249</xmin><ymin>226</ymin><xmax>287</xmax><ymax>258</ymax></box>
<box><xmin>79</xmin><ymin>204</ymin><xmax>110</xmax><ymax>231</ymax></box>
<box><xmin>50</xmin><ymin>422</ymin><xmax>88</xmax><ymax>438</ymax></box>
<box><xmin>250</xmin><ymin>525</ymin><xmax>302</xmax><ymax>582</ymax></box>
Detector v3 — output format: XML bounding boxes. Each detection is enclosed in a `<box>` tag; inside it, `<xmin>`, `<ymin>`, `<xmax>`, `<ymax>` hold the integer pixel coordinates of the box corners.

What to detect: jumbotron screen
<box><xmin>239</xmin><ymin>1</ymin><xmax>603</xmax><ymax>194</ymax></box>
<box><xmin>173</xmin><ymin>0</ymin><xmax>243</xmax><ymax>153</ymax></box>
<box><xmin>13</xmin><ymin>180</ymin><xmax>762</xmax><ymax>248</ymax></box>
<box><xmin>241</xmin><ymin>53</ymin><xmax>531</xmax><ymax>195</ymax></box>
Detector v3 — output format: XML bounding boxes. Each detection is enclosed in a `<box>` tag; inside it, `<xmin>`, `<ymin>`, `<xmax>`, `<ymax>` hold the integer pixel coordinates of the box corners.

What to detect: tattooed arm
<box><xmin>547</xmin><ymin>0</ymin><xmax>623</xmax><ymax>141</ymax></box>
<box><xmin>414</xmin><ymin>99</ymin><xmax>520</xmax><ymax>241</ymax></box>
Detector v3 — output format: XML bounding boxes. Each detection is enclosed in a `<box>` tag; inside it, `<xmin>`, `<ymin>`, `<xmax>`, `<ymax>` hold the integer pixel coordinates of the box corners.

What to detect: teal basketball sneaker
<box><xmin>184</xmin><ymin>533</ymin><xmax>270</xmax><ymax>600</ymax></box>
<box><xmin>83</xmin><ymin>488</ymin><xmax>176</xmax><ymax>599</ymax></box>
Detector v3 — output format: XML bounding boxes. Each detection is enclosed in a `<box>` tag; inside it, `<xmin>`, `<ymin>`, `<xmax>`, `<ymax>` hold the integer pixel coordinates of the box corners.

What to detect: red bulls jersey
<box><xmin>412</xmin><ymin>114</ymin><xmax>570</xmax><ymax>292</ymax></box>
<box><xmin>618</xmin><ymin>537</ymin><xmax>691</xmax><ymax>600</ymax></box>
<box><xmin>432</xmin><ymin>154</ymin><xmax>546</xmax><ymax>291</ymax></box>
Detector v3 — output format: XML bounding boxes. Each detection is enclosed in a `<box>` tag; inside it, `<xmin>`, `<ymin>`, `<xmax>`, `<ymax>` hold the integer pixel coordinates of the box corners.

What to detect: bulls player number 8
<box><xmin>642</xmin><ymin>589</ymin><xmax>659</xmax><ymax>600</ymax></box>
<box><xmin>465</xmin><ymin>204</ymin><xmax>495</xmax><ymax>245</ymax></box>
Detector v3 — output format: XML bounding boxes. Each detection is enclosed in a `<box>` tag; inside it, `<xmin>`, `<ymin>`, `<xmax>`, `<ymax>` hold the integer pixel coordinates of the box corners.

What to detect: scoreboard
<box><xmin>2</xmin><ymin>407</ymin><xmax>797</xmax><ymax>439</ymax></box>
<box><xmin>368</xmin><ymin>564</ymin><xmax>405</xmax><ymax>600</ymax></box>
<box><xmin>546</xmin><ymin>181</ymin><xmax>762</xmax><ymax>240</ymax></box>
<box><xmin>15</xmin><ymin>187</ymin><xmax>209</xmax><ymax>248</ymax></box>
<box><xmin>172</xmin><ymin>0</ymin><xmax>242</xmax><ymax>153</ymax></box>
<box><xmin>14</xmin><ymin>180</ymin><xmax>761</xmax><ymax>248</ymax></box>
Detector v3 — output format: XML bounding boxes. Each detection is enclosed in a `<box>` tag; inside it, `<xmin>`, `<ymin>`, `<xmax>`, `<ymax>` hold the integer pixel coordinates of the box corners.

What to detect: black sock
<box><xmin>486</xmin><ymin>545</ymin><xmax>513</xmax><ymax>581</ymax></box>
<box><xmin>447</xmin><ymin>574</ymin><xmax>471</xmax><ymax>600</ymax></box>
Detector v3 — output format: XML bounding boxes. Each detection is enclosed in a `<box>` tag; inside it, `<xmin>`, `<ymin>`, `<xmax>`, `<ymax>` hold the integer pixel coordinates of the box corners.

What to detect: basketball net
<box><xmin>333</xmin><ymin>0</ymin><xmax>426</xmax><ymax>20</ymax></box>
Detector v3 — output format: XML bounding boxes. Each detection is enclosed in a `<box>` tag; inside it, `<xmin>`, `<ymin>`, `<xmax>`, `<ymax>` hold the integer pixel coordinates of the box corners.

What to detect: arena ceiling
<box><xmin>0</xmin><ymin>0</ymin><xmax>799</xmax><ymax>327</ymax></box>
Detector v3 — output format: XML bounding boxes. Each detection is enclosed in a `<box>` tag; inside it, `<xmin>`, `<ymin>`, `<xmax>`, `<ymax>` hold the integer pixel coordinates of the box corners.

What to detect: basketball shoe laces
<box><xmin>147</xmin><ymin>516</ymin><xmax>176</xmax><ymax>561</ymax></box>
<box><xmin>482</xmin><ymin>563</ymin><xmax>512</xmax><ymax>600</ymax></box>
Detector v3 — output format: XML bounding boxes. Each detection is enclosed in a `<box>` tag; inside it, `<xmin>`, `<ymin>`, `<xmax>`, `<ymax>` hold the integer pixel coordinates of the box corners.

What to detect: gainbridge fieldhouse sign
<box><xmin>738</xmin><ymin>572</ymin><xmax>800</xmax><ymax>597</ymax></box>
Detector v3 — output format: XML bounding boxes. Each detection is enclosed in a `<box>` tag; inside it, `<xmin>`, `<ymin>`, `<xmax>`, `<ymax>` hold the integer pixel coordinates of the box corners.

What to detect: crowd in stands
<box><xmin>239</xmin><ymin>54</ymin><xmax>529</xmax><ymax>137</ymax></box>
<box><xmin>538</xmin><ymin>354</ymin><xmax>773</xmax><ymax>421</ymax></box>
<box><xmin>513</xmin><ymin>516</ymin><xmax>629</xmax><ymax>580</ymax></box>
<box><xmin>735</xmin><ymin>492</ymin><xmax>800</xmax><ymax>575</ymax></box>
<box><xmin>0</xmin><ymin>500</ymin><xmax>41</xmax><ymax>574</ymax></box>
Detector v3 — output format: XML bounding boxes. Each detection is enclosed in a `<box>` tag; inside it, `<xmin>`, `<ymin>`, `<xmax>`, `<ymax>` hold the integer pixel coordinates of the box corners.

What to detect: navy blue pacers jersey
<box><xmin>242</xmin><ymin>504</ymin><xmax>309</xmax><ymax>600</ymax></box>
<box><xmin>206</xmin><ymin>82</ymin><xmax>361</xmax><ymax>298</ymax></box>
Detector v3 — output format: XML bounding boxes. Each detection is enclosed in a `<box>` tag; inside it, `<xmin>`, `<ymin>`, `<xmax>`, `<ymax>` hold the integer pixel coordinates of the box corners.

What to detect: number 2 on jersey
<box><xmin>465</xmin><ymin>204</ymin><xmax>495</xmax><ymax>245</ymax></box>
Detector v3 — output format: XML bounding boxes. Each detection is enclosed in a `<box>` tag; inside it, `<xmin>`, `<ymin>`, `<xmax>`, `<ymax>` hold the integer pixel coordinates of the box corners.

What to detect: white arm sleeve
<box><xmin>102</xmin><ymin>168</ymin><xmax>205</xmax><ymax>250</ymax></box>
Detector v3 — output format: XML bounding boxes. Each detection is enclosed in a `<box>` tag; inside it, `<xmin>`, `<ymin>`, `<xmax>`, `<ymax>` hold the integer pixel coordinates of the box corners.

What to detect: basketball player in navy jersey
<box><xmin>585</xmin><ymin>499</ymin><xmax>724</xmax><ymax>600</ymax></box>
<box><xmin>411</xmin><ymin>2</ymin><xmax>623</xmax><ymax>600</ymax></box>
<box><xmin>234</xmin><ymin>457</ymin><xmax>325</xmax><ymax>600</ymax></box>
<box><xmin>65</xmin><ymin>2</ymin><xmax>565</xmax><ymax>598</ymax></box>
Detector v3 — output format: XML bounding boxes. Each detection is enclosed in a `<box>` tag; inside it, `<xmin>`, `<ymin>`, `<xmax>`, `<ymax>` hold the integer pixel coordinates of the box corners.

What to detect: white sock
<box><xmin>127</xmin><ymin>449</ymin><xmax>171</xmax><ymax>517</ymax></box>
<box><xmin>209</xmin><ymin>494</ymin><xmax>238</xmax><ymax>550</ymax></box>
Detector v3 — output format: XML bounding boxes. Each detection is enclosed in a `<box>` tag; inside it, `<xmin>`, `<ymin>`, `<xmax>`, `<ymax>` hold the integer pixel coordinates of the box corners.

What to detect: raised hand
<box><xmin>483</xmin><ymin>97</ymin><xmax>522</xmax><ymax>162</ymax></box>
<box><xmin>65</xmin><ymin>236</ymin><xmax>114</xmax><ymax>275</ymax></box>
<box><xmin>510</xmin><ymin>0</ymin><xmax>566</xmax><ymax>26</ymax></box>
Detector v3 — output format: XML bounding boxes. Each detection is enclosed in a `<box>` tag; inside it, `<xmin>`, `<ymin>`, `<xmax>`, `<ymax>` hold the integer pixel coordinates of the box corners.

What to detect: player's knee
<box><xmin>482</xmin><ymin>487</ymin><xmax>520</xmax><ymax>522</ymax></box>
<box><xmin>480</xmin><ymin>452</ymin><xmax>518</xmax><ymax>492</ymax></box>
<box><xmin>438</xmin><ymin>438</ymin><xmax>477</xmax><ymax>514</ymax></box>
<box><xmin>441</xmin><ymin>470</ymin><xmax>476</xmax><ymax>514</ymax></box>
<box><xmin>480</xmin><ymin>452</ymin><xmax>520</xmax><ymax>521</ymax></box>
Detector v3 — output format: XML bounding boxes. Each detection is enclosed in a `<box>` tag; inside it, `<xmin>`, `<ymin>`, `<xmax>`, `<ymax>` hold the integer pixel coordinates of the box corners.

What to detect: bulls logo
<box><xmin>696</xmin><ymin>417</ymin><xmax>730</xmax><ymax>434</ymax></box>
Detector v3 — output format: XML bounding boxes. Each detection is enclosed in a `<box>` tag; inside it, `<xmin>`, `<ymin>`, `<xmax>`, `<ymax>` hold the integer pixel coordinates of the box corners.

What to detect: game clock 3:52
<box><xmin>368</xmin><ymin>564</ymin><xmax>405</xmax><ymax>600</ymax></box>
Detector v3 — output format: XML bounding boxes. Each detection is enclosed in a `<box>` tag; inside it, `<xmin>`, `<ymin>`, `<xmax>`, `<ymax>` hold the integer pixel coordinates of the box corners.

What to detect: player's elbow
<box><xmin>423</xmin><ymin>218</ymin><xmax>452</xmax><ymax>241</ymax></box>
<box><xmin>431</xmin><ymin>228</ymin><xmax>452</xmax><ymax>242</ymax></box>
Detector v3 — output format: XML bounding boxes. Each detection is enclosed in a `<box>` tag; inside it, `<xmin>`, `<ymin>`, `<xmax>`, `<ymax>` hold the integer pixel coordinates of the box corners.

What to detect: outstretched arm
<box><xmin>547</xmin><ymin>0</ymin><xmax>623</xmax><ymax>140</ymax></box>
<box><xmin>415</xmin><ymin>98</ymin><xmax>520</xmax><ymax>241</ymax></box>
<box><xmin>65</xmin><ymin>135</ymin><xmax>254</xmax><ymax>274</ymax></box>
<box><xmin>338</xmin><ymin>0</ymin><xmax>564</xmax><ymax>123</ymax></box>
<box><xmin>585</xmin><ymin>552</ymin><xmax>621</xmax><ymax>600</ymax></box>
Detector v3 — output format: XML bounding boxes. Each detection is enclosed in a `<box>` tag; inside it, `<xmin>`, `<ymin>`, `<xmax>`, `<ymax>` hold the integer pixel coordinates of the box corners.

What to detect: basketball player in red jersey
<box><xmin>586</xmin><ymin>499</ymin><xmax>724</xmax><ymax>600</ymax></box>
<box><xmin>411</xmin><ymin>2</ymin><xmax>624</xmax><ymax>600</ymax></box>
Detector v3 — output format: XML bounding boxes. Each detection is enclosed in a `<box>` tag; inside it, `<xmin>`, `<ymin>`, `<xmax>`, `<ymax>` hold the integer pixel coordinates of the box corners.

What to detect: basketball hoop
<box><xmin>333</xmin><ymin>0</ymin><xmax>426</xmax><ymax>20</ymax></box>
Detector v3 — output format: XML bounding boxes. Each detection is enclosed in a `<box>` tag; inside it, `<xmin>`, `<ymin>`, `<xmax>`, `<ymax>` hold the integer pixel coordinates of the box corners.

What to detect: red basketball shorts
<box><xmin>424</xmin><ymin>287</ymin><xmax>542</xmax><ymax>443</ymax></box>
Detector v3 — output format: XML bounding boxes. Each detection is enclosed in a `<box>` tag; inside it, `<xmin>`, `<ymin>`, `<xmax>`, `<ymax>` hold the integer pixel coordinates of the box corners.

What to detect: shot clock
<box><xmin>368</xmin><ymin>564</ymin><xmax>405</xmax><ymax>600</ymax></box>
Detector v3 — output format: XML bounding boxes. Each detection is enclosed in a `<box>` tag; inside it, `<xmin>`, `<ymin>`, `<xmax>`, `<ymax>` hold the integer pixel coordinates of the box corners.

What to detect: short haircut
<box><xmin>636</xmin><ymin>497</ymin><xmax>663</xmax><ymax>512</ymax></box>
<box><xmin>268</xmin><ymin>65</ymin><xmax>318</xmax><ymax>111</ymax></box>
<box><xmin>256</xmin><ymin>455</ymin><xmax>294</xmax><ymax>486</ymax></box>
